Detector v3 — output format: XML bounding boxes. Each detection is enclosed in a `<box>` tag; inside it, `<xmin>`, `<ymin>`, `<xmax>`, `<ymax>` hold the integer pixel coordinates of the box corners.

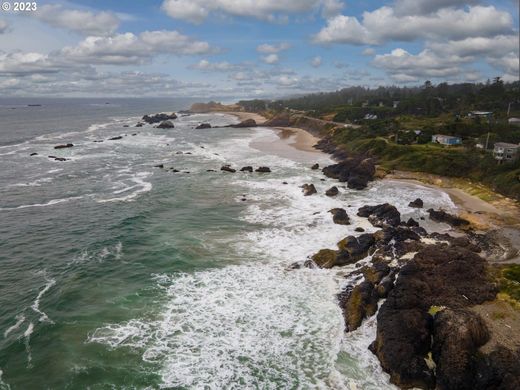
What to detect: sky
<box><xmin>0</xmin><ymin>0</ymin><xmax>518</xmax><ymax>99</ymax></box>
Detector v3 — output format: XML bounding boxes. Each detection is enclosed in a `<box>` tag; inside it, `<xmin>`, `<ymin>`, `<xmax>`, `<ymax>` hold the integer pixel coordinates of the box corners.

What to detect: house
<box><xmin>493</xmin><ymin>142</ymin><xmax>520</xmax><ymax>162</ymax></box>
<box><xmin>393</xmin><ymin>101</ymin><xmax>400</xmax><ymax>109</ymax></box>
<box><xmin>364</xmin><ymin>114</ymin><xmax>378</xmax><ymax>120</ymax></box>
<box><xmin>468</xmin><ymin>111</ymin><xmax>493</xmax><ymax>122</ymax></box>
<box><xmin>509</xmin><ymin>118</ymin><xmax>520</xmax><ymax>126</ymax></box>
<box><xmin>432</xmin><ymin>134</ymin><xmax>462</xmax><ymax>146</ymax></box>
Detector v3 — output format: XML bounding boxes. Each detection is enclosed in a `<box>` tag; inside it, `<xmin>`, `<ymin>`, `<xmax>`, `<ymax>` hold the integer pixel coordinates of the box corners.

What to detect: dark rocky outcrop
<box><xmin>337</xmin><ymin>234</ymin><xmax>375</xmax><ymax>262</ymax></box>
<box><xmin>370</xmin><ymin>245</ymin><xmax>498</xmax><ymax>389</ymax></box>
<box><xmin>302</xmin><ymin>184</ymin><xmax>317</xmax><ymax>196</ymax></box>
<box><xmin>406</xmin><ymin>217</ymin><xmax>420</xmax><ymax>227</ymax></box>
<box><xmin>329</xmin><ymin>208</ymin><xmax>350</xmax><ymax>225</ymax></box>
<box><xmin>311</xmin><ymin>163</ymin><xmax>320</xmax><ymax>170</ymax></box>
<box><xmin>108</xmin><ymin>136</ymin><xmax>123</xmax><ymax>140</ymax></box>
<box><xmin>230</xmin><ymin>119</ymin><xmax>257</xmax><ymax>128</ymax></box>
<box><xmin>48</xmin><ymin>156</ymin><xmax>68</xmax><ymax>161</ymax></box>
<box><xmin>196</xmin><ymin>123</ymin><xmax>211</xmax><ymax>129</ymax></box>
<box><xmin>358</xmin><ymin>203</ymin><xmax>401</xmax><ymax>228</ymax></box>
<box><xmin>54</xmin><ymin>143</ymin><xmax>74</xmax><ymax>149</ymax></box>
<box><xmin>221</xmin><ymin>165</ymin><xmax>236</xmax><ymax>173</ymax></box>
<box><xmin>474</xmin><ymin>347</ymin><xmax>520</xmax><ymax>390</ymax></box>
<box><xmin>325</xmin><ymin>186</ymin><xmax>339</xmax><ymax>197</ymax></box>
<box><xmin>240</xmin><ymin>166</ymin><xmax>253</xmax><ymax>173</ymax></box>
<box><xmin>156</xmin><ymin>120</ymin><xmax>175</xmax><ymax>129</ymax></box>
<box><xmin>432</xmin><ymin>309</ymin><xmax>490</xmax><ymax>390</ymax></box>
<box><xmin>255</xmin><ymin>167</ymin><xmax>271</xmax><ymax>173</ymax></box>
<box><xmin>154</xmin><ymin>164</ymin><xmax>164</xmax><ymax>168</ymax></box>
<box><xmin>355</xmin><ymin>227</ymin><xmax>365</xmax><ymax>232</ymax></box>
<box><xmin>142</xmin><ymin>113</ymin><xmax>177</xmax><ymax>124</ymax></box>
<box><xmin>135</xmin><ymin>122</ymin><xmax>144</xmax><ymax>127</ymax></box>
<box><xmin>428</xmin><ymin>208</ymin><xmax>470</xmax><ymax>228</ymax></box>
<box><xmin>30</xmin><ymin>152</ymin><xmax>38</xmax><ymax>156</ymax></box>
<box><xmin>409</xmin><ymin>198</ymin><xmax>424</xmax><ymax>208</ymax></box>
<box><xmin>322</xmin><ymin>157</ymin><xmax>375</xmax><ymax>190</ymax></box>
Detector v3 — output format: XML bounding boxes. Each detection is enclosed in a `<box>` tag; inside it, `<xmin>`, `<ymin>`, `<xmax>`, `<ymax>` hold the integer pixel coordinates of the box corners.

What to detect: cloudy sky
<box><xmin>0</xmin><ymin>0</ymin><xmax>518</xmax><ymax>98</ymax></box>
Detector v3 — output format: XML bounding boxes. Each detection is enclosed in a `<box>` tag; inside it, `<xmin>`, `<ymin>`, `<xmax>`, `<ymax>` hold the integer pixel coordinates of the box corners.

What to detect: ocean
<box><xmin>0</xmin><ymin>98</ymin><xmax>455</xmax><ymax>389</ymax></box>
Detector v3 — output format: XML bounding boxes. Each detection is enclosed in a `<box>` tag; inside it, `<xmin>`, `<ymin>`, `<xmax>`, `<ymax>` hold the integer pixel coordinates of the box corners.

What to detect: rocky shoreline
<box><xmin>287</xmin><ymin>141</ymin><xmax>520</xmax><ymax>388</ymax></box>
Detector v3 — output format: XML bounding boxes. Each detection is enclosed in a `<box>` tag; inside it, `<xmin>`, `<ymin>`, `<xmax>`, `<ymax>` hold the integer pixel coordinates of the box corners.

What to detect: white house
<box><xmin>493</xmin><ymin>142</ymin><xmax>520</xmax><ymax>162</ymax></box>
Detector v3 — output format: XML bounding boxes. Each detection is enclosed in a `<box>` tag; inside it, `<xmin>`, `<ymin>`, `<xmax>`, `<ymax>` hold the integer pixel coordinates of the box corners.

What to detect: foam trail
<box><xmin>31</xmin><ymin>278</ymin><xmax>56</xmax><ymax>323</ymax></box>
<box><xmin>3</xmin><ymin>315</ymin><xmax>25</xmax><ymax>338</ymax></box>
<box><xmin>0</xmin><ymin>368</ymin><xmax>11</xmax><ymax>390</ymax></box>
<box><xmin>24</xmin><ymin>323</ymin><xmax>34</xmax><ymax>367</ymax></box>
<box><xmin>0</xmin><ymin>196</ymin><xmax>83</xmax><ymax>211</ymax></box>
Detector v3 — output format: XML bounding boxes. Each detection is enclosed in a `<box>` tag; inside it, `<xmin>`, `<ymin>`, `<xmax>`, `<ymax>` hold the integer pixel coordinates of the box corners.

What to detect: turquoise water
<box><xmin>0</xmin><ymin>100</ymin><xmax>455</xmax><ymax>389</ymax></box>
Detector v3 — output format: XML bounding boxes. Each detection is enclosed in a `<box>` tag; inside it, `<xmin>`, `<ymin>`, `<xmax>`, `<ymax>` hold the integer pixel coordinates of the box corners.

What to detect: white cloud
<box><xmin>60</xmin><ymin>31</ymin><xmax>216</xmax><ymax>65</ymax></box>
<box><xmin>161</xmin><ymin>0</ymin><xmax>340</xmax><ymax>23</ymax></box>
<box><xmin>34</xmin><ymin>4</ymin><xmax>120</xmax><ymax>36</ymax></box>
<box><xmin>428</xmin><ymin>35</ymin><xmax>519</xmax><ymax>59</ymax></box>
<box><xmin>257</xmin><ymin>42</ymin><xmax>291</xmax><ymax>54</ymax></box>
<box><xmin>0</xmin><ymin>51</ymin><xmax>78</xmax><ymax>75</ymax></box>
<box><xmin>489</xmin><ymin>53</ymin><xmax>520</xmax><ymax>80</ymax></box>
<box><xmin>262</xmin><ymin>53</ymin><xmax>280</xmax><ymax>64</ymax></box>
<box><xmin>190</xmin><ymin>59</ymin><xmax>242</xmax><ymax>71</ymax></box>
<box><xmin>393</xmin><ymin>0</ymin><xmax>479</xmax><ymax>16</ymax></box>
<box><xmin>314</xmin><ymin>5</ymin><xmax>513</xmax><ymax>45</ymax></box>
<box><xmin>373</xmin><ymin>48</ymin><xmax>464</xmax><ymax>82</ymax></box>
<box><xmin>310</xmin><ymin>56</ymin><xmax>322</xmax><ymax>67</ymax></box>
<box><xmin>0</xmin><ymin>20</ymin><xmax>9</xmax><ymax>34</ymax></box>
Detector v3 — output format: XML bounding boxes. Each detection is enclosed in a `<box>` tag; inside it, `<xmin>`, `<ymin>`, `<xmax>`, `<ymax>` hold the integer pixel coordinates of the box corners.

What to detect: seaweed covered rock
<box><xmin>341</xmin><ymin>281</ymin><xmax>379</xmax><ymax>332</ymax></box>
<box><xmin>311</xmin><ymin>249</ymin><xmax>337</xmax><ymax>268</ymax></box>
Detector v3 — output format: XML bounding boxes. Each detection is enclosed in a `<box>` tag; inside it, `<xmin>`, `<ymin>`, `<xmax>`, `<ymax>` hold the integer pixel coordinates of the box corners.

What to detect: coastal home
<box><xmin>364</xmin><ymin>114</ymin><xmax>378</xmax><ymax>120</ymax></box>
<box><xmin>468</xmin><ymin>111</ymin><xmax>493</xmax><ymax>118</ymax></box>
<box><xmin>432</xmin><ymin>134</ymin><xmax>462</xmax><ymax>146</ymax></box>
<box><xmin>509</xmin><ymin>118</ymin><xmax>520</xmax><ymax>126</ymax></box>
<box><xmin>493</xmin><ymin>142</ymin><xmax>520</xmax><ymax>163</ymax></box>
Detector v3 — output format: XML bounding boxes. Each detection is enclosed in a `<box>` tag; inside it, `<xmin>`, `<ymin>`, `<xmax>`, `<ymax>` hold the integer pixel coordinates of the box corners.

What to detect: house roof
<box><xmin>494</xmin><ymin>142</ymin><xmax>520</xmax><ymax>149</ymax></box>
<box><xmin>433</xmin><ymin>134</ymin><xmax>461</xmax><ymax>139</ymax></box>
<box><xmin>470</xmin><ymin>111</ymin><xmax>493</xmax><ymax>115</ymax></box>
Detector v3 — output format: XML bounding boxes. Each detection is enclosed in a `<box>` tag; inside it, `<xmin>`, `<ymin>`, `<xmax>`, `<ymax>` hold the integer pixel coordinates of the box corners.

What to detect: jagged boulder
<box><xmin>255</xmin><ymin>167</ymin><xmax>271</xmax><ymax>173</ymax></box>
<box><xmin>311</xmin><ymin>163</ymin><xmax>319</xmax><ymax>170</ymax></box>
<box><xmin>428</xmin><ymin>209</ymin><xmax>470</xmax><ymax>228</ymax></box>
<box><xmin>337</xmin><ymin>234</ymin><xmax>375</xmax><ymax>262</ymax></box>
<box><xmin>341</xmin><ymin>281</ymin><xmax>379</xmax><ymax>332</ymax></box>
<box><xmin>142</xmin><ymin>113</ymin><xmax>177</xmax><ymax>124</ymax></box>
<box><xmin>325</xmin><ymin>186</ymin><xmax>339</xmax><ymax>197</ymax></box>
<box><xmin>322</xmin><ymin>157</ymin><xmax>375</xmax><ymax>190</ymax></box>
<box><xmin>358</xmin><ymin>203</ymin><xmax>401</xmax><ymax>227</ymax></box>
<box><xmin>432</xmin><ymin>309</ymin><xmax>490</xmax><ymax>390</ymax></box>
<box><xmin>370</xmin><ymin>245</ymin><xmax>498</xmax><ymax>389</ymax></box>
<box><xmin>409</xmin><ymin>198</ymin><xmax>424</xmax><ymax>208</ymax></box>
<box><xmin>240</xmin><ymin>166</ymin><xmax>253</xmax><ymax>172</ymax></box>
<box><xmin>221</xmin><ymin>165</ymin><xmax>236</xmax><ymax>173</ymax></box>
<box><xmin>196</xmin><ymin>123</ymin><xmax>211</xmax><ymax>129</ymax></box>
<box><xmin>302</xmin><ymin>184</ymin><xmax>317</xmax><ymax>196</ymax></box>
<box><xmin>54</xmin><ymin>143</ymin><xmax>74</xmax><ymax>149</ymax></box>
<box><xmin>329</xmin><ymin>208</ymin><xmax>350</xmax><ymax>225</ymax></box>
<box><xmin>157</xmin><ymin>120</ymin><xmax>175</xmax><ymax>129</ymax></box>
